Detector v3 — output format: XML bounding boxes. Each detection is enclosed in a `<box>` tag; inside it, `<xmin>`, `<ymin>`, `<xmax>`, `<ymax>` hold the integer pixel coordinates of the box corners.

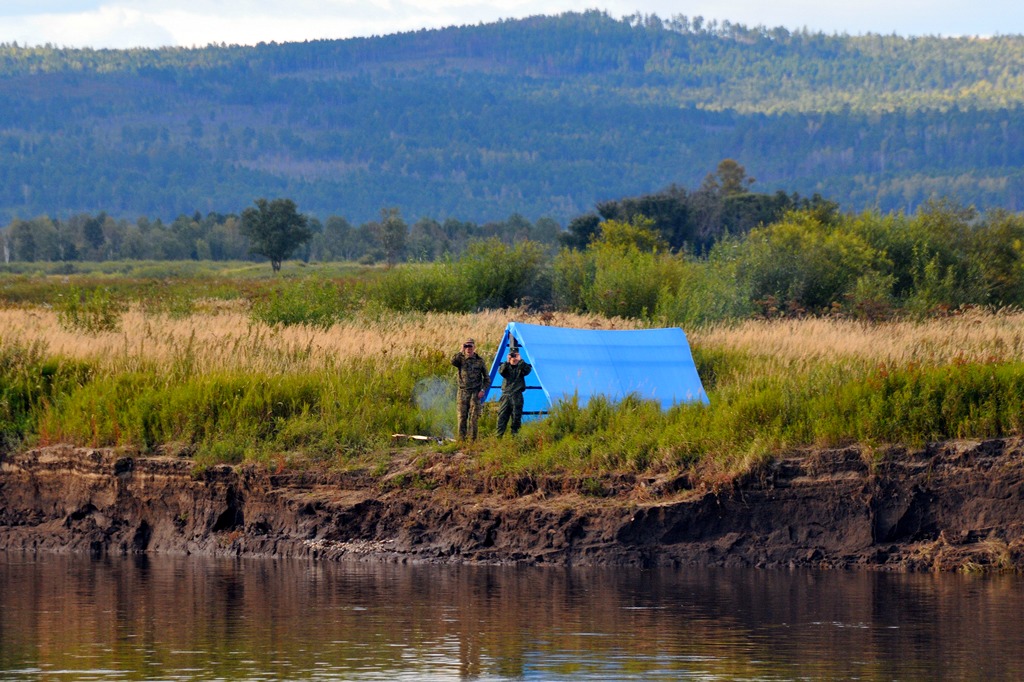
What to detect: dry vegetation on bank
<box><xmin>4</xmin><ymin>283</ymin><xmax>1024</xmax><ymax>484</ymax></box>
<box><xmin>5</xmin><ymin>304</ymin><xmax>1024</xmax><ymax>375</ymax></box>
<box><xmin>0</xmin><ymin>305</ymin><xmax>638</xmax><ymax>375</ymax></box>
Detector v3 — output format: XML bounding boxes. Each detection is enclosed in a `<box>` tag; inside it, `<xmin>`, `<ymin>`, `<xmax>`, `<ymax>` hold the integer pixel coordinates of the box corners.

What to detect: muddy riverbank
<box><xmin>3</xmin><ymin>440</ymin><xmax>1024</xmax><ymax>571</ymax></box>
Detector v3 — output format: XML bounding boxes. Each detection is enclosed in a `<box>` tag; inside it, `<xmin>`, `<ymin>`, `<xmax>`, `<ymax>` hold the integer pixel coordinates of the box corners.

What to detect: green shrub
<box><xmin>250</xmin><ymin>276</ymin><xmax>355</xmax><ymax>328</ymax></box>
<box><xmin>846</xmin><ymin>271</ymin><xmax>897</xmax><ymax>321</ymax></box>
<box><xmin>372</xmin><ymin>262</ymin><xmax>472</xmax><ymax>313</ymax></box>
<box><xmin>905</xmin><ymin>250</ymin><xmax>987</xmax><ymax>316</ymax></box>
<box><xmin>655</xmin><ymin>255</ymin><xmax>753</xmax><ymax>327</ymax></box>
<box><xmin>550</xmin><ymin>215</ymin><xmax>750</xmax><ymax>325</ymax></box>
<box><xmin>552</xmin><ymin>247</ymin><xmax>594</xmax><ymax>312</ymax></box>
<box><xmin>55</xmin><ymin>286</ymin><xmax>125</xmax><ymax>333</ymax></box>
<box><xmin>584</xmin><ymin>245</ymin><xmax>667</xmax><ymax>319</ymax></box>
<box><xmin>458</xmin><ymin>238</ymin><xmax>551</xmax><ymax>309</ymax></box>
<box><xmin>735</xmin><ymin>212</ymin><xmax>885</xmax><ymax>315</ymax></box>
<box><xmin>368</xmin><ymin>239</ymin><xmax>551</xmax><ymax>313</ymax></box>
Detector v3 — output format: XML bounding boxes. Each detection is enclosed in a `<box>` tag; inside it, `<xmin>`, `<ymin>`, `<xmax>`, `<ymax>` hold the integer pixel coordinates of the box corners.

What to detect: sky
<box><xmin>1</xmin><ymin>0</ymin><xmax>1023</xmax><ymax>50</ymax></box>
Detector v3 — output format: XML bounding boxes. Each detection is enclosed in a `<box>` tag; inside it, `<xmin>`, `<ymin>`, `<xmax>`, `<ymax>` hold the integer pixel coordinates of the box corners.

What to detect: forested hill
<box><xmin>3</xmin><ymin>10</ymin><xmax>1024</xmax><ymax>224</ymax></box>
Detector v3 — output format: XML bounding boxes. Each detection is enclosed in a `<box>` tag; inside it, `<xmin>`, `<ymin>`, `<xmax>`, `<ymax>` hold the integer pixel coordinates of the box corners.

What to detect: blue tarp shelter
<box><xmin>484</xmin><ymin>322</ymin><xmax>708</xmax><ymax>418</ymax></box>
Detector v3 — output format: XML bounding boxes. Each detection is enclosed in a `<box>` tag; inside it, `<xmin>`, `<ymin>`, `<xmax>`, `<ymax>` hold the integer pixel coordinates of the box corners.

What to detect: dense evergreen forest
<box><xmin>2</xmin><ymin>10</ymin><xmax>1024</xmax><ymax>226</ymax></box>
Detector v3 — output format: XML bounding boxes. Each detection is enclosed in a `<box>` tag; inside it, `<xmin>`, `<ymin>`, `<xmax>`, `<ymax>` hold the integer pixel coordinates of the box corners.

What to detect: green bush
<box><xmin>905</xmin><ymin>249</ymin><xmax>987</xmax><ymax>316</ymax></box>
<box><xmin>372</xmin><ymin>262</ymin><xmax>472</xmax><ymax>313</ymax></box>
<box><xmin>553</xmin><ymin>216</ymin><xmax>681</xmax><ymax>321</ymax></box>
<box><xmin>369</xmin><ymin>238</ymin><xmax>551</xmax><ymax>313</ymax></box>
<box><xmin>735</xmin><ymin>212</ymin><xmax>885</xmax><ymax>315</ymax></box>
<box><xmin>55</xmin><ymin>285</ymin><xmax>125</xmax><ymax>333</ymax></box>
<box><xmin>655</xmin><ymin>254</ymin><xmax>753</xmax><ymax>327</ymax></box>
<box><xmin>458</xmin><ymin>238</ymin><xmax>551</xmax><ymax>309</ymax></box>
<box><xmin>585</xmin><ymin>245</ymin><xmax>671</xmax><ymax>319</ymax></box>
<box><xmin>250</xmin><ymin>276</ymin><xmax>355</xmax><ymax>328</ymax></box>
<box><xmin>552</xmin><ymin>247</ymin><xmax>594</xmax><ymax>312</ymax></box>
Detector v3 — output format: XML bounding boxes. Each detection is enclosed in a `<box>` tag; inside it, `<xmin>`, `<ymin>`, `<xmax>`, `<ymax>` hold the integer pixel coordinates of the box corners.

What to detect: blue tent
<box><xmin>484</xmin><ymin>322</ymin><xmax>708</xmax><ymax>418</ymax></box>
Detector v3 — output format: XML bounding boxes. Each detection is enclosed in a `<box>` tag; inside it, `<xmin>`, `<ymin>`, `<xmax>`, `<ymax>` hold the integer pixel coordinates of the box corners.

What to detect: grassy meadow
<box><xmin>4</xmin><ymin>262</ymin><xmax>1024</xmax><ymax>487</ymax></box>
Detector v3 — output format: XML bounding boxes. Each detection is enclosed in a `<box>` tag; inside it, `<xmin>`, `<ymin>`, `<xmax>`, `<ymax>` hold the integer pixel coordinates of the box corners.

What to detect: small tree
<box><xmin>715</xmin><ymin>158</ymin><xmax>755</xmax><ymax>196</ymax></box>
<box><xmin>378</xmin><ymin>207</ymin><xmax>407</xmax><ymax>268</ymax></box>
<box><xmin>240</xmin><ymin>197</ymin><xmax>312</xmax><ymax>272</ymax></box>
<box><xmin>592</xmin><ymin>216</ymin><xmax>668</xmax><ymax>252</ymax></box>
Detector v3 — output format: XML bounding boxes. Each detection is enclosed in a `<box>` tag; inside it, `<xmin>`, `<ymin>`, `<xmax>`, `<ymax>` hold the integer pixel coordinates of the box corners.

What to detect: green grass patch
<box><xmin>6</xmin><ymin>312</ymin><xmax>1024</xmax><ymax>483</ymax></box>
<box><xmin>33</xmin><ymin>348</ymin><xmax>457</xmax><ymax>467</ymax></box>
<box><xmin>0</xmin><ymin>260</ymin><xmax>381</xmax><ymax>308</ymax></box>
<box><xmin>0</xmin><ymin>339</ymin><xmax>94</xmax><ymax>448</ymax></box>
<box><xmin>473</xmin><ymin>357</ymin><xmax>1024</xmax><ymax>479</ymax></box>
<box><xmin>54</xmin><ymin>285</ymin><xmax>126</xmax><ymax>333</ymax></box>
<box><xmin>249</xmin><ymin>276</ymin><xmax>362</xmax><ymax>328</ymax></box>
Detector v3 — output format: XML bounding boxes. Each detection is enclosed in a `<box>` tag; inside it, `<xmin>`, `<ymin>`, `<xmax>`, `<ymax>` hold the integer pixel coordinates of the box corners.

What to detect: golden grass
<box><xmin>6</xmin><ymin>303</ymin><xmax>1024</xmax><ymax>380</ymax></box>
<box><xmin>6</xmin><ymin>303</ymin><xmax>1024</xmax><ymax>375</ymax></box>
<box><xmin>0</xmin><ymin>304</ymin><xmax>641</xmax><ymax>375</ymax></box>
<box><xmin>693</xmin><ymin>309</ymin><xmax>1024</xmax><ymax>368</ymax></box>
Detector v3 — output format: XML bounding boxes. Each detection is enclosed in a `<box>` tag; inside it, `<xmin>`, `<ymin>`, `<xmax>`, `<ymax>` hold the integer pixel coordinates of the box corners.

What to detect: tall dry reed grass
<box><xmin>9</xmin><ymin>304</ymin><xmax>1024</xmax><ymax>375</ymax></box>
<box><xmin>0</xmin><ymin>304</ymin><xmax>640</xmax><ymax>375</ymax></box>
<box><xmin>693</xmin><ymin>309</ymin><xmax>1024</xmax><ymax>368</ymax></box>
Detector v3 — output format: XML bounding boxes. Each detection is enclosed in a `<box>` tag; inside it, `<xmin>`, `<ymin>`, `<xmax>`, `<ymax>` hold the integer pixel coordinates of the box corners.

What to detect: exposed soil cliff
<box><xmin>3</xmin><ymin>440</ymin><xmax>1024</xmax><ymax>571</ymax></box>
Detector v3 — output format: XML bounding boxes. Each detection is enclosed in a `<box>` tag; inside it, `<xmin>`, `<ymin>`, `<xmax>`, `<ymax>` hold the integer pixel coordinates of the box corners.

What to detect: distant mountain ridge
<box><xmin>2</xmin><ymin>10</ymin><xmax>1024</xmax><ymax>224</ymax></box>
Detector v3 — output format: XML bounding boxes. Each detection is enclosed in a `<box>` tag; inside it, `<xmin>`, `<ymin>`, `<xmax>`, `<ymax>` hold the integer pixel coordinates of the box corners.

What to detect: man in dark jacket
<box><xmin>451</xmin><ymin>338</ymin><xmax>488</xmax><ymax>440</ymax></box>
<box><xmin>496</xmin><ymin>347</ymin><xmax>533</xmax><ymax>437</ymax></box>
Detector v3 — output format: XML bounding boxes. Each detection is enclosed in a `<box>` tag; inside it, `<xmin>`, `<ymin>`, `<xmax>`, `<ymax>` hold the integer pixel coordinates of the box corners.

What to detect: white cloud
<box><xmin>652</xmin><ymin>0</ymin><xmax>1024</xmax><ymax>37</ymax></box>
<box><xmin>1</xmin><ymin>1</ymin><xmax>571</xmax><ymax>48</ymax></box>
<box><xmin>3</xmin><ymin>6</ymin><xmax>174</xmax><ymax>48</ymax></box>
<box><xmin>0</xmin><ymin>1</ymin><xmax>103</xmax><ymax>17</ymax></box>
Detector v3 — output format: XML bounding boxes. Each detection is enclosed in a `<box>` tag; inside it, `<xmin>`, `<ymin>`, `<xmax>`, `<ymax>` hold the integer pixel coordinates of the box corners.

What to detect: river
<box><xmin>1</xmin><ymin>553</ymin><xmax>1022</xmax><ymax>680</ymax></box>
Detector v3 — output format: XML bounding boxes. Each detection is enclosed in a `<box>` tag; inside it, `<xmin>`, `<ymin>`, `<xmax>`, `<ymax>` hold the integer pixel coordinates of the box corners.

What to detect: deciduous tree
<box><xmin>240</xmin><ymin>198</ymin><xmax>312</xmax><ymax>272</ymax></box>
<box><xmin>378</xmin><ymin>207</ymin><xmax>407</xmax><ymax>268</ymax></box>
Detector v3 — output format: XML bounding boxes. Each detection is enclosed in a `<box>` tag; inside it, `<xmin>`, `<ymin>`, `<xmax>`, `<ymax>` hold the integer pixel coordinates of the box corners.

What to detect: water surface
<box><xmin>2</xmin><ymin>553</ymin><xmax>1022</xmax><ymax>680</ymax></box>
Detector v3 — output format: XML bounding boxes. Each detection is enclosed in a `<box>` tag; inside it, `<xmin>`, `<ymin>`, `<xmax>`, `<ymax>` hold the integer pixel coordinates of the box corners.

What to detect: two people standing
<box><xmin>451</xmin><ymin>338</ymin><xmax>532</xmax><ymax>440</ymax></box>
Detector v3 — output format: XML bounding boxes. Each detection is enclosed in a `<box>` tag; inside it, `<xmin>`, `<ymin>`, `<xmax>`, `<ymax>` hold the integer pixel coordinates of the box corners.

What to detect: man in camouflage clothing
<box><xmin>451</xmin><ymin>338</ymin><xmax>489</xmax><ymax>440</ymax></box>
<box><xmin>496</xmin><ymin>346</ymin><xmax>533</xmax><ymax>437</ymax></box>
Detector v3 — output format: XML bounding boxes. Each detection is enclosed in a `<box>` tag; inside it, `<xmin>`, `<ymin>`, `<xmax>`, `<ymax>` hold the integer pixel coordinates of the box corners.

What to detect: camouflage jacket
<box><xmin>451</xmin><ymin>351</ymin><xmax>489</xmax><ymax>392</ymax></box>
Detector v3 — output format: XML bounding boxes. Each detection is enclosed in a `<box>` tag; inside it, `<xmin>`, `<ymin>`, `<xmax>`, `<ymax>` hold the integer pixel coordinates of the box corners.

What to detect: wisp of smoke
<box><xmin>413</xmin><ymin>377</ymin><xmax>457</xmax><ymax>438</ymax></box>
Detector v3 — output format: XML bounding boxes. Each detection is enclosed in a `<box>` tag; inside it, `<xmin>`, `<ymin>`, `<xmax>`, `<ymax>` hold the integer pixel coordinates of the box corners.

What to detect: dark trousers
<box><xmin>496</xmin><ymin>392</ymin><xmax>525</xmax><ymax>437</ymax></box>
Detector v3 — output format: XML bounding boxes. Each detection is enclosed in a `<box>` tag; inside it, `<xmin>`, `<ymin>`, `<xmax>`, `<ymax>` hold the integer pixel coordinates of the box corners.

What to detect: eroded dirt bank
<box><xmin>3</xmin><ymin>440</ymin><xmax>1024</xmax><ymax>571</ymax></box>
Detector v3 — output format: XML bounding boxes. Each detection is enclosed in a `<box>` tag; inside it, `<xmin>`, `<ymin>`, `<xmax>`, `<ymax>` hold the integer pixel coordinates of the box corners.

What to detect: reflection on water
<box><xmin>2</xmin><ymin>552</ymin><xmax>1024</xmax><ymax>680</ymax></box>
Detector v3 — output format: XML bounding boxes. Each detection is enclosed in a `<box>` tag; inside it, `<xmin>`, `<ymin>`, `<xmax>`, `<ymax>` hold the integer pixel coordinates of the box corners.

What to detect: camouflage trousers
<box><xmin>456</xmin><ymin>387</ymin><xmax>483</xmax><ymax>440</ymax></box>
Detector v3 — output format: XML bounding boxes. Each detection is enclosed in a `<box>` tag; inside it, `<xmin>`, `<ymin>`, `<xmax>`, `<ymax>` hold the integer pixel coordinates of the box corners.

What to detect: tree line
<box><xmin>8</xmin><ymin>160</ymin><xmax>1024</xmax><ymax>330</ymax></box>
<box><xmin>0</xmin><ymin>161</ymin><xmax>818</xmax><ymax>267</ymax></box>
<box><xmin>355</xmin><ymin>199</ymin><xmax>1024</xmax><ymax>327</ymax></box>
<box><xmin>0</xmin><ymin>201</ymin><xmax>563</xmax><ymax>266</ymax></box>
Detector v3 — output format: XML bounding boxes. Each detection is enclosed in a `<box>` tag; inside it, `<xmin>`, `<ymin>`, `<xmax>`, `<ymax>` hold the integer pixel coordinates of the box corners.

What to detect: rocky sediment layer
<box><xmin>3</xmin><ymin>440</ymin><xmax>1024</xmax><ymax>571</ymax></box>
